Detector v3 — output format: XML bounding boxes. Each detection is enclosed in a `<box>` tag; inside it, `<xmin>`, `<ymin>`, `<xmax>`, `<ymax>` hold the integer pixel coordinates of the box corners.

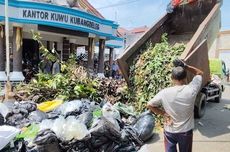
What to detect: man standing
<box><xmin>147</xmin><ymin>59</ymin><xmax>203</xmax><ymax>152</ymax></box>
<box><xmin>112</xmin><ymin>61</ymin><xmax>119</xmax><ymax>78</ymax></box>
<box><xmin>52</xmin><ymin>60</ymin><xmax>60</xmax><ymax>75</ymax></box>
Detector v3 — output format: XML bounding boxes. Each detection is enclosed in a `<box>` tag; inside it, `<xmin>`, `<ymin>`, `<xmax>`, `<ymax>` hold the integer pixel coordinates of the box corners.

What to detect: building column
<box><xmin>109</xmin><ymin>47</ymin><xmax>114</xmax><ymax>77</ymax></box>
<box><xmin>10</xmin><ymin>26</ymin><xmax>24</xmax><ymax>81</ymax></box>
<box><xmin>87</xmin><ymin>37</ymin><xmax>95</xmax><ymax>71</ymax></box>
<box><xmin>97</xmin><ymin>39</ymin><xmax>105</xmax><ymax>76</ymax></box>
<box><xmin>0</xmin><ymin>24</ymin><xmax>6</xmax><ymax>81</ymax></box>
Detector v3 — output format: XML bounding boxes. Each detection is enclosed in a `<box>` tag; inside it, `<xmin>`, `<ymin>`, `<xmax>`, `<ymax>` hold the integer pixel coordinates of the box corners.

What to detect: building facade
<box><xmin>118</xmin><ymin>26</ymin><xmax>149</xmax><ymax>50</ymax></box>
<box><xmin>0</xmin><ymin>0</ymin><xmax>123</xmax><ymax>82</ymax></box>
<box><xmin>209</xmin><ymin>30</ymin><xmax>230</xmax><ymax>70</ymax></box>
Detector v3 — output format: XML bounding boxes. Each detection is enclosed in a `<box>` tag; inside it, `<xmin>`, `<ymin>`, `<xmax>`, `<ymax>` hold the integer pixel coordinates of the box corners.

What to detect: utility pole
<box><xmin>5</xmin><ymin>0</ymin><xmax>11</xmax><ymax>100</ymax></box>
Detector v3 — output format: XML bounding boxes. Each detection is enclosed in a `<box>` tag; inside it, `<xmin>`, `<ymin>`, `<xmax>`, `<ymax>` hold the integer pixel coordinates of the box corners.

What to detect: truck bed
<box><xmin>117</xmin><ymin>0</ymin><xmax>221</xmax><ymax>86</ymax></box>
<box><xmin>168</xmin><ymin>33</ymin><xmax>193</xmax><ymax>46</ymax></box>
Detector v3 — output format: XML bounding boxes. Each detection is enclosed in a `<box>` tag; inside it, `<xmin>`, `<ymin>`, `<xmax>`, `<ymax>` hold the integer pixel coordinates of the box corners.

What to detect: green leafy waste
<box><xmin>129</xmin><ymin>34</ymin><xmax>185</xmax><ymax>112</ymax></box>
<box><xmin>15</xmin><ymin>57</ymin><xmax>101</xmax><ymax>103</ymax></box>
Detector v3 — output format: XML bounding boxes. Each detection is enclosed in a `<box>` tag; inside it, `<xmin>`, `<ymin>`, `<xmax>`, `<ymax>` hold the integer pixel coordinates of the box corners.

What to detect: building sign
<box><xmin>22</xmin><ymin>9</ymin><xmax>100</xmax><ymax>30</ymax></box>
<box><xmin>0</xmin><ymin>0</ymin><xmax>120</xmax><ymax>39</ymax></box>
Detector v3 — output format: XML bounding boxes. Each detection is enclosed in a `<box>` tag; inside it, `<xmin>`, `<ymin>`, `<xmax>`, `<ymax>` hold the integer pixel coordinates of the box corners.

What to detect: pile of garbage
<box><xmin>0</xmin><ymin>100</ymin><xmax>155</xmax><ymax>152</ymax></box>
<box><xmin>0</xmin><ymin>31</ymin><xmax>158</xmax><ymax>151</ymax></box>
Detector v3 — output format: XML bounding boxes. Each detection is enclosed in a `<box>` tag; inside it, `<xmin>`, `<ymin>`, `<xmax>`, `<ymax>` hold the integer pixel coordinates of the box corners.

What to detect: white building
<box><xmin>209</xmin><ymin>30</ymin><xmax>230</xmax><ymax>70</ymax></box>
<box><xmin>0</xmin><ymin>0</ymin><xmax>123</xmax><ymax>82</ymax></box>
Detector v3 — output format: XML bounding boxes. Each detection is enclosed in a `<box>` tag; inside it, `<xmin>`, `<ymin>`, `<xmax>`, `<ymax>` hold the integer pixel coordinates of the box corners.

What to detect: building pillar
<box><xmin>109</xmin><ymin>47</ymin><xmax>114</xmax><ymax>77</ymax></box>
<box><xmin>10</xmin><ymin>26</ymin><xmax>24</xmax><ymax>81</ymax></box>
<box><xmin>0</xmin><ymin>25</ymin><xmax>6</xmax><ymax>81</ymax></box>
<box><xmin>87</xmin><ymin>37</ymin><xmax>95</xmax><ymax>71</ymax></box>
<box><xmin>97</xmin><ymin>39</ymin><xmax>105</xmax><ymax>76</ymax></box>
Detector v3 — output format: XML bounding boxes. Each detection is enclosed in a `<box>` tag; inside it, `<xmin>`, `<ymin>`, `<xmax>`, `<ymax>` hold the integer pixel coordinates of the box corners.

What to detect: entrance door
<box><xmin>22</xmin><ymin>39</ymin><xmax>39</xmax><ymax>70</ymax></box>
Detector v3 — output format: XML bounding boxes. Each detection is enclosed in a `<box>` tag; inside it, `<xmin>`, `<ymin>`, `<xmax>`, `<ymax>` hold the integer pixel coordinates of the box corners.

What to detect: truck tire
<box><xmin>194</xmin><ymin>93</ymin><xmax>206</xmax><ymax>118</ymax></box>
<box><xmin>0</xmin><ymin>113</ymin><xmax>4</xmax><ymax>125</ymax></box>
<box><xmin>214</xmin><ymin>91</ymin><xmax>222</xmax><ymax>103</ymax></box>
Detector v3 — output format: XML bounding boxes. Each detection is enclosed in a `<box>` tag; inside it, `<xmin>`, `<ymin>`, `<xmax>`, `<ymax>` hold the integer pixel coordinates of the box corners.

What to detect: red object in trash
<box><xmin>172</xmin><ymin>0</ymin><xmax>181</xmax><ymax>6</ymax></box>
<box><xmin>172</xmin><ymin>0</ymin><xmax>198</xmax><ymax>6</ymax></box>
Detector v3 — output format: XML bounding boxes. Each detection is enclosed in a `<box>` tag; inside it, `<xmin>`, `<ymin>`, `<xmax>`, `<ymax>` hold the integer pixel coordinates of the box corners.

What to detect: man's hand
<box><xmin>173</xmin><ymin>58</ymin><xmax>187</xmax><ymax>68</ymax></box>
<box><xmin>163</xmin><ymin>113</ymin><xmax>173</xmax><ymax>126</ymax></box>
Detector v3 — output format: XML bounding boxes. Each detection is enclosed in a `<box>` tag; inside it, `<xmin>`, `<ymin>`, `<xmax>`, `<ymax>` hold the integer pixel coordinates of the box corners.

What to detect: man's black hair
<box><xmin>171</xmin><ymin>66</ymin><xmax>187</xmax><ymax>81</ymax></box>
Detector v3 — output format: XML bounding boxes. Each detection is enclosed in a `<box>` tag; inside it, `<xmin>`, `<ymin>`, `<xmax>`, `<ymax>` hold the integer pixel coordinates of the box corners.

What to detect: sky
<box><xmin>89</xmin><ymin>0</ymin><xmax>230</xmax><ymax>31</ymax></box>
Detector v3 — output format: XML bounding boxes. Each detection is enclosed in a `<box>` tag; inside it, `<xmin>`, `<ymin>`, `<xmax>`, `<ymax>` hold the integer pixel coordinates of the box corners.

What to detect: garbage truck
<box><xmin>117</xmin><ymin>0</ymin><xmax>223</xmax><ymax>118</ymax></box>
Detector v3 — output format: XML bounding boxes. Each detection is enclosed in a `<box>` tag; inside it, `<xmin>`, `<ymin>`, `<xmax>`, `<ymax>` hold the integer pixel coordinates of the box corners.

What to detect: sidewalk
<box><xmin>139</xmin><ymin>85</ymin><xmax>230</xmax><ymax>152</ymax></box>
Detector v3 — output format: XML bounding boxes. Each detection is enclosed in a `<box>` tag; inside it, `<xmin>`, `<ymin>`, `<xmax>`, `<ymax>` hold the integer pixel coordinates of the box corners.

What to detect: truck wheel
<box><xmin>0</xmin><ymin>113</ymin><xmax>4</xmax><ymax>126</ymax></box>
<box><xmin>194</xmin><ymin>93</ymin><xmax>206</xmax><ymax>118</ymax></box>
<box><xmin>214</xmin><ymin>91</ymin><xmax>222</xmax><ymax>103</ymax></box>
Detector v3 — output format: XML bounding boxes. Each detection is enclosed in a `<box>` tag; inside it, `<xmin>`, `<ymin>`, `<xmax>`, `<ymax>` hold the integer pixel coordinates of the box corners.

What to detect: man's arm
<box><xmin>173</xmin><ymin>58</ymin><xmax>204</xmax><ymax>76</ymax></box>
<box><xmin>185</xmin><ymin>65</ymin><xmax>204</xmax><ymax>76</ymax></box>
<box><xmin>147</xmin><ymin>104</ymin><xmax>166</xmax><ymax>116</ymax></box>
<box><xmin>146</xmin><ymin>91</ymin><xmax>173</xmax><ymax>126</ymax></box>
<box><xmin>147</xmin><ymin>103</ymin><xmax>173</xmax><ymax>126</ymax></box>
<box><xmin>185</xmin><ymin>63</ymin><xmax>203</xmax><ymax>93</ymax></box>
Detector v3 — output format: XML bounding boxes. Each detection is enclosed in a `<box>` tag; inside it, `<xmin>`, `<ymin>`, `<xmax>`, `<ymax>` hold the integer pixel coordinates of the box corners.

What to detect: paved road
<box><xmin>139</xmin><ymin>85</ymin><xmax>230</xmax><ymax>152</ymax></box>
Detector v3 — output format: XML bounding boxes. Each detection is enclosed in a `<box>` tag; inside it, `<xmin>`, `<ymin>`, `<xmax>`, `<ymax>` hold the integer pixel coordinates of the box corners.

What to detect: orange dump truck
<box><xmin>117</xmin><ymin>0</ymin><xmax>223</xmax><ymax>118</ymax></box>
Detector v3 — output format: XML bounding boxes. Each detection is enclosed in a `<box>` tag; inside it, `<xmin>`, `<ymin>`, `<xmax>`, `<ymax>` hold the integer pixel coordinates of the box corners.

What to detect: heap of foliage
<box><xmin>129</xmin><ymin>34</ymin><xmax>185</xmax><ymax>111</ymax></box>
<box><xmin>15</xmin><ymin>57</ymin><xmax>100</xmax><ymax>103</ymax></box>
<box><xmin>15</xmin><ymin>59</ymin><xmax>129</xmax><ymax>103</ymax></box>
<box><xmin>98</xmin><ymin>78</ymin><xmax>129</xmax><ymax>104</ymax></box>
<box><xmin>15</xmin><ymin>31</ymin><xmax>128</xmax><ymax>103</ymax></box>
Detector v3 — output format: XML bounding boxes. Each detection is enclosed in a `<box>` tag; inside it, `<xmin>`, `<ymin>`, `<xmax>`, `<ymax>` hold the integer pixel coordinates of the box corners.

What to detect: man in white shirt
<box><xmin>147</xmin><ymin>59</ymin><xmax>203</xmax><ymax>152</ymax></box>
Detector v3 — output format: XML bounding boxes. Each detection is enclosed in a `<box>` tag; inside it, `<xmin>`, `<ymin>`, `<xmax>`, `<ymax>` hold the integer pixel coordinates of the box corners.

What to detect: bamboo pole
<box><xmin>4</xmin><ymin>0</ymin><xmax>11</xmax><ymax>101</ymax></box>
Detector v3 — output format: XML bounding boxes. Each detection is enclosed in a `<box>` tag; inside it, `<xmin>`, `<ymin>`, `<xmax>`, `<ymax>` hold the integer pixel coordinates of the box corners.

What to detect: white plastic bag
<box><xmin>57</xmin><ymin>100</ymin><xmax>83</xmax><ymax>115</ymax></box>
<box><xmin>0</xmin><ymin>103</ymin><xmax>9</xmax><ymax>118</ymax></box>
<box><xmin>39</xmin><ymin>116</ymin><xmax>89</xmax><ymax>141</ymax></box>
<box><xmin>102</xmin><ymin>103</ymin><xmax>121</xmax><ymax>120</ymax></box>
<box><xmin>64</xmin><ymin>116</ymin><xmax>89</xmax><ymax>141</ymax></box>
<box><xmin>52</xmin><ymin>116</ymin><xmax>66</xmax><ymax>138</ymax></box>
<box><xmin>39</xmin><ymin>119</ymin><xmax>54</xmax><ymax>131</ymax></box>
<box><xmin>0</xmin><ymin>126</ymin><xmax>20</xmax><ymax>150</ymax></box>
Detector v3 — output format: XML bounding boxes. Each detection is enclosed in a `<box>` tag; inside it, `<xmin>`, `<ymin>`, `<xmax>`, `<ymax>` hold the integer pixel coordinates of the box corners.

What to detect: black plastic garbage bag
<box><xmin>97</xmin><ymin>141</ymin><xmax>120</xmax><ymax>152</ymax></box>
<box><xmin>132</xmin><ymin>111</ymin><xmax>155</xmax><ymax>142</ymax></box>
<box><xmin>5</xmin><ymin>101</ymin><xmax>37</xmax><ymax>127</ymax></box>
<box><xmin>33</xmin><ymin>129</ymin><xmax>58</xmax><ymax>145</ymax></box>
<box><xmin>14</xmin><ymin>101</ymin><xmax>37</xmax><ymax>113</ymax></box>
<box><xmin>89</xmin><ymin>117</ymin><xmax>121</xmax><ymax>148</ymax></box>
<box><xmin>28</xmin><ymin>110</ymin><xmax>47</xmax><ymax>123</ymax></box>
<box><xmin>26</xmin><ymin>129</ymin><xmax>60</xmax><ymax>152</ymax></box>
<box><xmin>64</xmin><ymin>100</ymin><xmax>98</xmax><ymax>118</ymax></box>
<box><xmin>60</xmin><ymin>140</ymin><xmax>90</xmax><ymax>152</ymax></box>
<box><xmin>79</xmin><ymin>99</ymin><xmax>91</xmax><ymax>113</ymax></box>
<box><xmin>77</xmin><ymin>112</ymin><xmax>93</xmax><ymax>128</ymax></box>
<box><xmin>121</xmin><ymin>127</ymin><xmax>143</xmax><ymax>146</ymax></box>
<box><xmin>0</xmin><ymin>140</ymin><xmax>27</xmax><ymax>152</ymax></box>
<box><xmin>29</xmin><ymin>143</ymin><xmax>60</xmax><ymax>152</ymax></box>
<box><xmin>46</xmin><ymin>111</ymin><xmax>60</xmax><ymax>120</ymax></box>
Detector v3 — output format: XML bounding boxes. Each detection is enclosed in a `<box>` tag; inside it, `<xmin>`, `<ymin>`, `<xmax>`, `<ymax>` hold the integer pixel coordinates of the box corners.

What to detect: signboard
<box><xmin>0</xmin><ymin>0</ymin><xmax>120</xmax><ymax>39</ymax></box>
<box><xmin>22</xmin><ymin>9</ymin><xmax>100</xmax><ymax>30</ymax></box>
